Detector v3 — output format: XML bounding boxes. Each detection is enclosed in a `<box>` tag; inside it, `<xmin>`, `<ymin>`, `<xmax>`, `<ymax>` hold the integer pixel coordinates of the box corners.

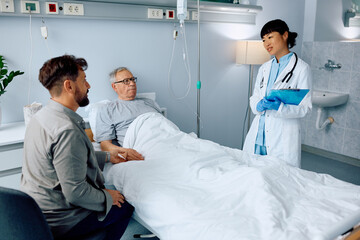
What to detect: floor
<box><xmin>120</xmin><ymin>151</ymin><xmax>360</xmax><ymax>240</ymax></box>
<box><xmin>121</xmin><ymin>219</ymin><xmax>159</xmax><ymax>240</ymax></box>
<box><xmin>301</xmin><ymin>151</ymin><xmax>360</xmax><ymax>185</ymax></box>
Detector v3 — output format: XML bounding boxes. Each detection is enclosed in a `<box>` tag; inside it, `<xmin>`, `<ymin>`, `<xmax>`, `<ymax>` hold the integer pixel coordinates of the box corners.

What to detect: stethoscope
<box><xmin>281</xmin><ymin>52</ymin><xmax>298</xmax><ymax>83</ymax></box>
<box><xmin>260</xmin><ymin>52</ymin><xmax>298</xmax><ymax>88</ymax></box>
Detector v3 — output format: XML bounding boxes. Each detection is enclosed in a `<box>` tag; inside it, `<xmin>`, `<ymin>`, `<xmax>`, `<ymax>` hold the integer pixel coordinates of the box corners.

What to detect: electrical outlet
<box><xmin>63</xmin><ymin>3</ymin><xmax>84</xmax><ymax>16</ymax></box>
<box><xmin>0</xmin><ymin>0</ymin><xmax>15</xmax><ymax>13</ymax></box>
<box><xmin>46</xmin><ymin>2</ymin><xmax>58</xmax><ymax>14</ymax></box>
<box><xmin>192</xmin><ymin>11</ymin><xmax>198</xmax><ymax>21</ymax></box>
<box><xmin>148</xmin><ymin>8</ymin><xmax>163</xmax><ymax>19</ymax></box>
<box><xmin>21</xmin><ymin>0</ymin><xmax>40</xmax><ymax>14</ymax></box>
<box><xmin>166</xmin><ymin>9</ymin><xmax>175</xmax><ymax>19</ymax></box>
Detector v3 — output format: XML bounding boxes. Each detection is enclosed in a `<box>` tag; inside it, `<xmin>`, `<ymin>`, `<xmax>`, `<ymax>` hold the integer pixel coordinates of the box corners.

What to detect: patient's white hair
<box><xmin>109</xmin><ymin>67</ymin><xmax>131</xmax><ymax>83</ymax></box>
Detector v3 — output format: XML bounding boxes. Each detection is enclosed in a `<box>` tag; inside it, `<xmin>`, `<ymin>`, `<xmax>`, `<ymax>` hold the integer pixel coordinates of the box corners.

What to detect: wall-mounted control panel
<box><xmin>0</xmin><ymin>1</ymin><xmax>83</xmax><ymax>16</ymax></box>
<box><xmin>0</xmin><ymin>1</ymin><xmax>206</xmax><ymax>23</ymax></box>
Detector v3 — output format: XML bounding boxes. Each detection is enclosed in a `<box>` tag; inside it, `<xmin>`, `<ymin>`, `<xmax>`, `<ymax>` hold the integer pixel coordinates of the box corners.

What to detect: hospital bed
<box><xmin>85</xmin><ymin>97</ymin><xmax>360</xmax><ymax>240</ymax></box>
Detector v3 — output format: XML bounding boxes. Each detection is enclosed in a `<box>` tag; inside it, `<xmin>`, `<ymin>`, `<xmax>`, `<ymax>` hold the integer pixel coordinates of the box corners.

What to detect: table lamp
<box><xmin>236</xmin><ymin>40</ymin><xmax>270</xmax><ymax>147</ymax></box>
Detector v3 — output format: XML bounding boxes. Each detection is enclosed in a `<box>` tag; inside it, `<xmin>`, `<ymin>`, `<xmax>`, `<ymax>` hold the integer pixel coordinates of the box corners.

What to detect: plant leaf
<box><xmin>3</xmin><ymin>73</ymin><xmax>14</xmax><ymax>89</ymax></box>
<box><xmin>0</xmin><ymin>69</ymin><xmax>7</xmax><ymax>76</ymax></box>
<box><xmin>0</xmin><ymin>56</ymin><xmax>24</xmax><ymax>94</ymax></box>
<box><xmin>13</xmin><ymin>70</ymin><xmax>24</xmax><ymax>76</ymax></box>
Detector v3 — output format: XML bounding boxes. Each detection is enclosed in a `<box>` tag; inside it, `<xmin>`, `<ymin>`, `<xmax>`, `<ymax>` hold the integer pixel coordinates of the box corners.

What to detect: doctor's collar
<box><xmin>273</xmin><ymin>52</ymin><xmax>293</xmax><ymax>64</ymax></box>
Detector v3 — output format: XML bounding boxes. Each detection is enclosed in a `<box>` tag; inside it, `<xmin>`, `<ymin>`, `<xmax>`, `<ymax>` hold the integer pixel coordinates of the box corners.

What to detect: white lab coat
<box><xmin>243</xmin><ymin>54</ymin><xmax>312</xmax><ymax>167</ymax></box>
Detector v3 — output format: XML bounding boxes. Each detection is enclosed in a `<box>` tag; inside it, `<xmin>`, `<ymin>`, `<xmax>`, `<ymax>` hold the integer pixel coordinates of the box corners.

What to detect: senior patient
<box><xmin>93</xmin><ymin>67</ymin><xmax>162</xmax><ymax>154</ymax></box>
<box><xmin>21</xmin><ymin>55</ymin><xmax>134</xmax><ymax>240</ymax></box>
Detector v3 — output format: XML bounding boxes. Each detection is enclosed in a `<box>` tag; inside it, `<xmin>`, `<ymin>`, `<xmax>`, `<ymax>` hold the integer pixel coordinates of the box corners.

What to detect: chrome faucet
<box><xmin>320</xmin><ymin>60</ymin><xmax>342</xmax><ymax>72</ymax></box>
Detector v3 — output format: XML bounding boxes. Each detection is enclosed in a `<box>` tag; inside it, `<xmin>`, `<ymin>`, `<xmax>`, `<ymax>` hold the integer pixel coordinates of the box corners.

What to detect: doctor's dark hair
<box><xmin>39</xmin><ymin>54</ymin><xmax>88</xmax><ymax>96</ymax></box>
<box><xmin>260</xmin><ymin>19</ymin><xmax>298</xmax><ymax>49</ymax></box>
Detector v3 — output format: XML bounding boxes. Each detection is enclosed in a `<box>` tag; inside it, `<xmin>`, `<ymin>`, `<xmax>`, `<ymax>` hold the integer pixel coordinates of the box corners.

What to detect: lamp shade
<box><xmin>236</xmin><ymin>40</ymin><xmax>270</xmax><ymax>65</ymax></box>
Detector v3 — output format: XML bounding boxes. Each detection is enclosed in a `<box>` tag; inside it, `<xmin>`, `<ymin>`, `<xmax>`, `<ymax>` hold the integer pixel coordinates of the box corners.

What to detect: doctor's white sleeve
<box><xmin>249</xmin><ymin>66</ymin><xmax>265</xmax><ymax>115</ymax></box>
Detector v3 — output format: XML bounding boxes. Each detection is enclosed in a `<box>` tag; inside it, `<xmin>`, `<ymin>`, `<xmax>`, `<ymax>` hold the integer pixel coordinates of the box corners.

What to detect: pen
<box><xmin>118</xmin><ymin>153</ymin><xmax>126</xmax><ymax>160</ymax></box>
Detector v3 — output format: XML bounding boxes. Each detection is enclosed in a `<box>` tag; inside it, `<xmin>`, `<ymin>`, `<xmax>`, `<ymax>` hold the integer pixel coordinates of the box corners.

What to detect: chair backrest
<box><xmin>0</xmin><ymin>186</ymin><xmax>54</xmax><ymax>240</ymax></box>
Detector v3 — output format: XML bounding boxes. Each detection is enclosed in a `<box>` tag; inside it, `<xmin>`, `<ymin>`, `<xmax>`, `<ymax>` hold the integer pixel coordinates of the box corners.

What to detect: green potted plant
<box><xmin>0</xmin><ymin>55</ymin><xmax>24</xmax><ymax>126</ymax></box>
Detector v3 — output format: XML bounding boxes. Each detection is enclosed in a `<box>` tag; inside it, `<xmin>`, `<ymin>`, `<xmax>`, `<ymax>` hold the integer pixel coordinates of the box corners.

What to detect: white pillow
<box><xmin>84</xmin><ymin>100</ymin><xmax>110</xmax><ymax>140</ymax></box>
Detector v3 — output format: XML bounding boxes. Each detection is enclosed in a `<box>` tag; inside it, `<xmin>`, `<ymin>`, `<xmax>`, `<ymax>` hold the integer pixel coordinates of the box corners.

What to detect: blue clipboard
<box><xmin>266</xmin><ymin>89</ymin><xmax>310</xmax><ymax>105</ymax></box>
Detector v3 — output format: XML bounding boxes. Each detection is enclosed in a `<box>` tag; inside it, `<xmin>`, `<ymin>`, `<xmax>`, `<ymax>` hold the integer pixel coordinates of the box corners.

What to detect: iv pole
<box><xmin>196</xmin><ymin>0</ymin><xmax>201</xmax><ymax>138</ymax></box>
<box><xmin>178</xmin><ymin>0</ymin><xmax>201</xmax><ymax>137</ymax></box>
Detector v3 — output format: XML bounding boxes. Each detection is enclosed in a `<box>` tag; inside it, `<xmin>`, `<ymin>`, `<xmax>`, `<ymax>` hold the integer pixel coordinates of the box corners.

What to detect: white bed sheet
<box><xmin>103</xmin><ymin>112</ymin><xmax>360</xmax><ymax>240</ymax></box>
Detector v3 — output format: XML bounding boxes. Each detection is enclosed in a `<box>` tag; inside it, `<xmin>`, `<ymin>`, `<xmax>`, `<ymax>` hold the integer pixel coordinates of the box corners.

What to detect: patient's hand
<box><xmin>122</xmin><ymin>148</ymin><xmax>144</xmax><ymax>161</ymax></box>
<box><xmin>109</xmin><ymin>148</ymin><xmax>144</xmax><ymax>163</ymax></box>
<box><xmin>105</xmin><ymin>189</ymin><xmax>125</xmax><ymax>208</ymax></box>
<box><xmin>102</xmin><ymin>140</ymin><xmax>144</xmax><ymax>162</ymax></box>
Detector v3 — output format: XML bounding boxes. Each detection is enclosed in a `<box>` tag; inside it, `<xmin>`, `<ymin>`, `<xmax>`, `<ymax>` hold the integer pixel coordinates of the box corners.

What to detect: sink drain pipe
<box><xmin>316</xmin><ymin>108</ymin><xmax>334</xmax><ymax>130</ymax></box>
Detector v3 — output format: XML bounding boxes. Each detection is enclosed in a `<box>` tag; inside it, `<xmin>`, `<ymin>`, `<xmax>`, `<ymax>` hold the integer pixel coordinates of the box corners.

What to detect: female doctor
<box><xmin>243</xmin><ymin>19</ymin><xmax>312</xmax><ymax>168</ymax></box>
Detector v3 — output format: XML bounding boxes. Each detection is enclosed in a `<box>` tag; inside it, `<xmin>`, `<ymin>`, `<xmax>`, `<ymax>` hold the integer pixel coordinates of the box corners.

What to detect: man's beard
<box><xmin>76</xmin><ymin>89</ymin><xmax>90</xmax><ymax>107</ymax></box>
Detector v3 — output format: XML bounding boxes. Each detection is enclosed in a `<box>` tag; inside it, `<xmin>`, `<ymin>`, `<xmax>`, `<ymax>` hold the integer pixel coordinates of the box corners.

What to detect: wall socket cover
<box><xmin>63</xmin><ymin>3</ymin><xmax>84</xmax><ymax>16</ymax></box>
<box><xmin>45</xmin><ymin>2</ymin><xmax>58</xmax><ymax>14</ymax></box>
<box><xmin>0</xmin><ymin>0</ymin><xmax>15</xmax><ymax>13</ymax></box>
<box><xmin>148</xmin><ymin>8</ymin><xmax>163</xmax><ymax>19</ymax></box>
<box><xmin>192</xmin><ymin>11</ymin><xmax>198</xmax><ymax>21</ymax></box>
<box><xmin>166</xmin><ymin>9</ymin><xmax>175</xmax><ymax>19</ymax></box>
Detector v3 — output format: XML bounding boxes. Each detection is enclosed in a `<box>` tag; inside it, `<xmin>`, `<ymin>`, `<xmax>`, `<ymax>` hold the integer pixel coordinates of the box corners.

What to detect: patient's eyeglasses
<box><xmin>114</xmin><ymin>77</ymin><xmax>137</xmax><ymax>85</ymax></box>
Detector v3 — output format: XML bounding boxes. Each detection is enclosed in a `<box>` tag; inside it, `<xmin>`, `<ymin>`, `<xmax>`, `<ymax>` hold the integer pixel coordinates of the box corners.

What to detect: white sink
<box><xmin>312</xmin><ymin>90</ymin><xmax>349</xmax><ymax>108</ymax></box>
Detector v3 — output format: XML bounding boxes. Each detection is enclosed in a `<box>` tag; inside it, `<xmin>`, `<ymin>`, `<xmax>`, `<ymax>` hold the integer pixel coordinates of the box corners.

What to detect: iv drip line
<box><xmin>41</xmin><ymin>18</ymin><xmax>52</xmax><ymax>58</ymax></box>
<box><xmin>167</xmin><ymin>24</ymin><xmax>192</xmax><ymax>100</ymax></box>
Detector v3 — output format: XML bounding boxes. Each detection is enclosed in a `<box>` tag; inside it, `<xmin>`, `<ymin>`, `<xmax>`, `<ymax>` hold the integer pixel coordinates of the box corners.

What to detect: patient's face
<box><xmin>112</xmin><ymin>70</ymin><xmax>137</xmax><ymax>101</ymax></box>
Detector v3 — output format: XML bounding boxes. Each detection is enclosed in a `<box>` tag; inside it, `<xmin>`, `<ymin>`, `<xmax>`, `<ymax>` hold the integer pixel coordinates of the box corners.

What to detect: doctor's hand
<box><xmin>256</xmin><ymin>98</ymin><xmax>281</xmax><ymax>112</ymax></box>
<box><xmin>105</xmin><ymin>189</ymin><xmax>125</xmax><ymax>208</ymax></box>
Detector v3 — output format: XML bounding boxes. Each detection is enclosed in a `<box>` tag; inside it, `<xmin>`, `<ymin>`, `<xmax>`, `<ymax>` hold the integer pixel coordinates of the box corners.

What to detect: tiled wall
<box><xmin>301</xmin><ymin>41</ymin><xmax>360</xmax><ymax>160</ymax></box>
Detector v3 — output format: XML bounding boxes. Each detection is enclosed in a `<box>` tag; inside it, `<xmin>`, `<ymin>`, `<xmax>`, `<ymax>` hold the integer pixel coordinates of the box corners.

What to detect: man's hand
<box><xmin>104</xmin><ymin>189</ymin><xmax>124</xmax><ymax>208</ymax></box>
<box><xmin>122</xmin><ymin>148</ymin><xmax>144</xmax><ymax>161</ymax></box>
<box><xmin>109</xmin><ymin>147</ymin><xmax>144</xmax><ymax>164</ymax></box>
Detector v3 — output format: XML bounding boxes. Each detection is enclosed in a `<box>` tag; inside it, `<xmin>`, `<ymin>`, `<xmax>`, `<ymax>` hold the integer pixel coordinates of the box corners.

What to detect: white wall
<box><xmin>303</xmin><ymin>0</ymin><xmax>317</xmax><ymax>42</ymax></box>
<box><xmin>314</xmin><ymin>0</ymin><xmax>360</xmax><ymax>41</ymax></box>
<box><xmin>0</xmin><ymin>0</ymin><xmax>306</xmax><ymax>149</ymax></box>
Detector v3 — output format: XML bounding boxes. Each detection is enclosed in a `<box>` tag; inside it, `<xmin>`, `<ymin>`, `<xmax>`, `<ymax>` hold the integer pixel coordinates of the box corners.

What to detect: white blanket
<box><xmin>103</xmin><ymin>112</ymin><xmax>360</xmax><ymax>240</ymax></box>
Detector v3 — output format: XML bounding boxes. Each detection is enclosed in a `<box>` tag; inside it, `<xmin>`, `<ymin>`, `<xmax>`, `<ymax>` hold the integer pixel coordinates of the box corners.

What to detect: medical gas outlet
<box><xmin>21</xmin><ymin>0</ymin><xmax>40</xmax><ymax>14</ymax></box>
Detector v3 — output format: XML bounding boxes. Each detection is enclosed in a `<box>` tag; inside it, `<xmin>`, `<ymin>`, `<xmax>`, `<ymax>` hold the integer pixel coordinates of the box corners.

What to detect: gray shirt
<box><xmin>93</xmin><ymin>98</ymin><xmax>161</xmax><ymax>146</ymax></box>
<box><xmin>21</xmin><ymin>100</ymin><xmax>113</xmax><ymax>237</ymax></box>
